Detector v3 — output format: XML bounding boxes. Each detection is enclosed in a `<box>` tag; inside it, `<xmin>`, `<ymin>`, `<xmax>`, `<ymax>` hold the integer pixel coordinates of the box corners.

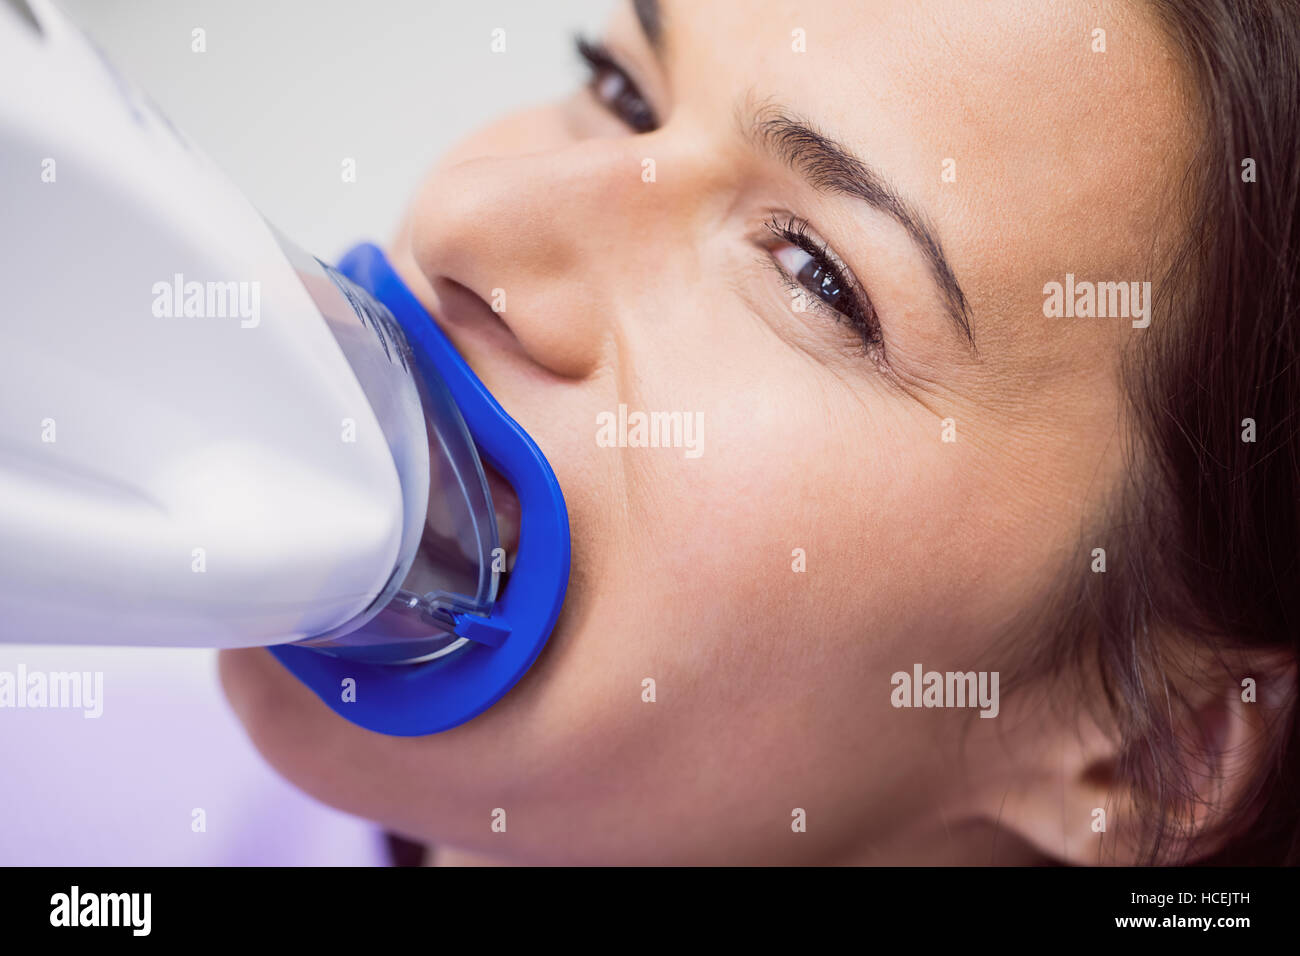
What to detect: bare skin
<box><xmin>220</xmin><ymin>0</ymin><xmax>1254</xmax><ymax>865</ymax></box>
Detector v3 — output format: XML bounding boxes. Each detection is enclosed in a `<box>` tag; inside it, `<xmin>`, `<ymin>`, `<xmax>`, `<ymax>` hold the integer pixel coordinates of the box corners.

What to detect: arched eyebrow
<box><xmin>742</xmin><ymin>103</ymin><xmax>975</xmax><ymax>351</ymax></box>
<box><xmin>630</xmin><ymin>0</ymin><xmax>976</xmax><ymax>352</ymax></box>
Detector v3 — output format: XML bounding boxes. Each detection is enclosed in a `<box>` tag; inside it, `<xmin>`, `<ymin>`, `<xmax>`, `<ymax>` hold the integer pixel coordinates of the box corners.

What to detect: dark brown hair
<box><xmin>1026</xmin><ymin>0</ymin><xmax>1300</xmax><ymax>864</ymax></box>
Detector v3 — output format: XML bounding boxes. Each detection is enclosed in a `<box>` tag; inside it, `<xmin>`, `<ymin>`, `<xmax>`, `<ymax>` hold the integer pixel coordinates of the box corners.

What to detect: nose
<box><xmin>407</xmin><ymin>112</ymin><xmax>678</xmax><ymax>381</ymax></box>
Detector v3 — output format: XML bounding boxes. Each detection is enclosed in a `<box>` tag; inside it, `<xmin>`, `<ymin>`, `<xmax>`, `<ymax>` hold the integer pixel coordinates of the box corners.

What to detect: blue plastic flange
<box><xmin>269</xmin><ymin>244</ymin><xmax>571</xmax><ymax>736</ymax></box>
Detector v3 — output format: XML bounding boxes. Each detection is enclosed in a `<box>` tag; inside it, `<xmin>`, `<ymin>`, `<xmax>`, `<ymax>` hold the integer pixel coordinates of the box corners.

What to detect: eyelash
<box><xmin>762</xmin><ymin>214</ymin><xmax>883</xmax><ymax>355</ymax></box>
<box><xmin>575</xmin><ymin>35</ymin><xmax>883</xmax><ymax>359</ymax></box>
<box><xmin>575</xmin><ymin>36</ymin><xmax>658</xmax><ymax>133</ymax></box>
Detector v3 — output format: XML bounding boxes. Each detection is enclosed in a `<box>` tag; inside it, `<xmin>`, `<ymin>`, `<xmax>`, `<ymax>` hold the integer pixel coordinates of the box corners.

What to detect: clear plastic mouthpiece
<box><xmin>276</xmin><ymin>235</ymin><xmax>502</xmax><ymax>665</ymax></box>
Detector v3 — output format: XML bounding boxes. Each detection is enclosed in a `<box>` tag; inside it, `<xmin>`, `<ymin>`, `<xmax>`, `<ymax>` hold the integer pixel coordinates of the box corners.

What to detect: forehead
<box><xmin>636</xmin><ymin>0</ymin><xmax>1195</xmax><ymax>364</ymax></box>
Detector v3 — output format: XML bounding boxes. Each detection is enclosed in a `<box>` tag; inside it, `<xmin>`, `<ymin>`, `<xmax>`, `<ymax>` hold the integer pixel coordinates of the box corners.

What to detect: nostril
<box><xmin>429</xmin><ymin>270</ymin><xmax>596</xmax><ymax>381</ymax></box>
<box><xmin>431</xmin><ymin>276</ymin><xmax>515</xmax><ymax>340</ymax></box>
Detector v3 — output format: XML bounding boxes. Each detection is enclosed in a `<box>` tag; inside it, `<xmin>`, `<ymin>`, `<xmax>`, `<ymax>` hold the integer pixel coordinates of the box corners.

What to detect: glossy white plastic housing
<box><xmin>0</xmin><ymin>0</ymin><xmax>427</xmax><ymax>649</ymax></box>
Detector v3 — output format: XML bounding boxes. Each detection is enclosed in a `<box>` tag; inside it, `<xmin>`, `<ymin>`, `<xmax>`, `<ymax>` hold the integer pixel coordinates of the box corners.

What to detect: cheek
<box><xmin>617</xmin><ymin>376</ymin><xmax>1035</xmax><ymax>702</ymax></box>
<box><xmin>563</xmin><ymin>377</ymin><xmax>901</xmax><ymax>715</ymax></box>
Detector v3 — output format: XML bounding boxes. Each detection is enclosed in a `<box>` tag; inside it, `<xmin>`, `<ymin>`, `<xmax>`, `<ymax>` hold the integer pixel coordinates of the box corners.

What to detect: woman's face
<box><xmin>222</xmin><ymin>0</ymin><xmax>1193</xmax><ymax>863</ymax></box>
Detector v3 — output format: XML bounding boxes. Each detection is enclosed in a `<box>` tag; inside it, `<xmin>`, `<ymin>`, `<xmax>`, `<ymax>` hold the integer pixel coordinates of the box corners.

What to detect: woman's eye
<box><xmin>576</xmin><ymin>36</ymin><xmax>658</xmax><ymax>133</ymax></box>
<box><xmin>772</xmin><ymin>243</ymin><xmax>854</xmax><ymax>318</ymax></box>
<box><xmin>764</xmin><ymin>215</ymin><xmax>882</xmax><ymax>353</ymax></box>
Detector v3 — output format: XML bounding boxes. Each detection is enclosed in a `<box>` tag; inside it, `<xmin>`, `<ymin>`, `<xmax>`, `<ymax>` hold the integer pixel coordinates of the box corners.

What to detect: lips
<box><xmin>407</xmin><ymin>266</ymin><xmax>525</xmax><ymax>574</ymax></box>
<box><xmin>483</xmin><ymin>456</ymin><xmax>520</xmax><ymax>567</ymax></box>
<box><xmin>418</xmin><ymin>281</ymin><xmax>522</xmax><ymax>566</ymax></box>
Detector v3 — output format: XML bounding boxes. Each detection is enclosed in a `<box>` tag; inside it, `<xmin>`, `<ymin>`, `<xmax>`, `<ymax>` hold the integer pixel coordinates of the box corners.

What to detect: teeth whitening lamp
<box><xmin>0</xmin><ymin>0</ymin><xmax>571</xmax><ymax>735</ymax></box>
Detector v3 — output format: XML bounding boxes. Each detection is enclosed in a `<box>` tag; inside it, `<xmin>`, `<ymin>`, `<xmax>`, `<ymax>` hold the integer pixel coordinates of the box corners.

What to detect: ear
<box><xmin>983</xmin><ymin>648</ymin><xmax>1295</xmax><ymax>865</ymax></box>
